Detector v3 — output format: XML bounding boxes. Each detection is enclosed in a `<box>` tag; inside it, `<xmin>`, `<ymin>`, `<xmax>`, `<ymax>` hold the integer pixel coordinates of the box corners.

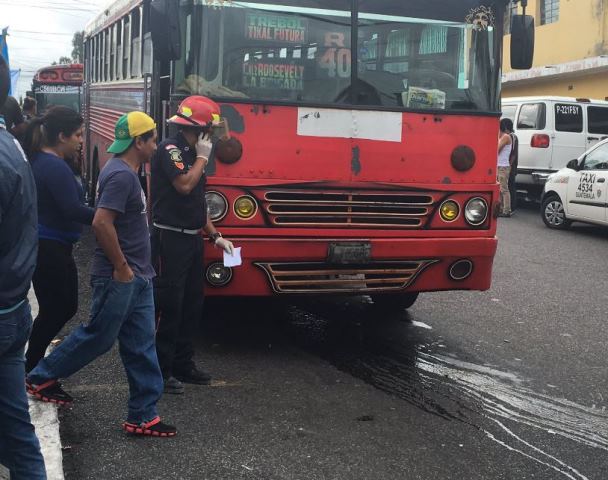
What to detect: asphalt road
<box><xmin>53</xmin><ymin>205</ymin><xmax>607</xmax><ymax>480</ymax></box>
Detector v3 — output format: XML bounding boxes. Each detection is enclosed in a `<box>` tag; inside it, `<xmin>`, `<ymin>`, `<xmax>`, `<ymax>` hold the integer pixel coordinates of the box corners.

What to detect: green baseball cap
<box><xmin>108</xmin><ymin>111</ymin><xmax>157</xmax><ymax>154</ymax></box>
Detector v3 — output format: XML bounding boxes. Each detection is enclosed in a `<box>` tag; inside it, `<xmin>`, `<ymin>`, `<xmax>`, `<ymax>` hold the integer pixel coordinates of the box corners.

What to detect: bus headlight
<box><xmin>234</xmin><ymin>196</ymin><xmax>257</xmax><ymax>219</ymax></box>
<box><xmin>206</xmin><ymin>191</ymin><xmax>228</xmax><ymax>221</ymax></box>
<box><xmin>440</xmin><ymin>200</ymin><xmax>460</xmax><ymax>222</ymax></box>
<box><xmin>464</xmin><ymin>197</ymin><xmax>488</xmax><ymax>225</ymax></box>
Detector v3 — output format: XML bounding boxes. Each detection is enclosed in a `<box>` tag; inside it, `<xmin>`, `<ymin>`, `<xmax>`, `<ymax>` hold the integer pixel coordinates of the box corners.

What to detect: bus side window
<box><xmin>131</xmin><ymin>8</ymin><xmax>142</xmax><ymax>78</ymax></box>
<box><xmin>110</xmin><ymin>24</ymin><xmax>116</xmax><ymax>81</ymax></box>
<box><xmin>116</xmin><ymin>20</ymin><xmax>123</xmax><ymax>80</ymax></box>
<box><xmin>104</xmin><ymin>29</ymin><xmax>110</xmax><ymax>82</ymax></box>
<box><xmin>143</xmin><ymin>32</ymin><xmax>153</xmax><ymax>75</ymax></box>
<box><xmin>123</xmin><ymin>16</ymin><xmax>131</xmax><ymax>79</ymax></box>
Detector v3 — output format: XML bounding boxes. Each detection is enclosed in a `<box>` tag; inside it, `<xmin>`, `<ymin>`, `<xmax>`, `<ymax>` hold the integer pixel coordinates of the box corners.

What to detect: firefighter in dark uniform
<box><xmin>151</xmin><ymin>95</ymin><xmax>234</xmax><ymax>394</ymax></box>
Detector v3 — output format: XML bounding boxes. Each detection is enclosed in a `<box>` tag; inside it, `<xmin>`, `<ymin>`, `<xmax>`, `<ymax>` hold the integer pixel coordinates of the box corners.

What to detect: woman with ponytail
<box><xmin>24</xmin><ymin>106</ymin><xmax>95</xmax><ymax>373</ymax></box>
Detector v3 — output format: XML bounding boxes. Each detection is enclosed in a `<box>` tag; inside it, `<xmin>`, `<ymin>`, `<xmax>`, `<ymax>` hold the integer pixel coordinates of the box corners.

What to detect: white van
<box><xmin>501</xmin><ymin>96</ymin><xmax>608</xmax><ymax>198</ymax></box>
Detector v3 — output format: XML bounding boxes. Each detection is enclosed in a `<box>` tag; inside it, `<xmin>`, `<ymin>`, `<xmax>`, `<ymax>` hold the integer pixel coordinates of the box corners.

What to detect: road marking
<box><xmin>28</xmin><ymin>287</ymin><xmax>65</xmax><ymax>480</ymax></box>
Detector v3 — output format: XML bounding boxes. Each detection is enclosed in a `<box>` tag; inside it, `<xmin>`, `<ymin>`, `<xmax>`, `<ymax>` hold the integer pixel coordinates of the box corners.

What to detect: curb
<box><xmin>28</xmin><ymin>288</ymin><xmax>65</xmax><ymax>480</ymax></box>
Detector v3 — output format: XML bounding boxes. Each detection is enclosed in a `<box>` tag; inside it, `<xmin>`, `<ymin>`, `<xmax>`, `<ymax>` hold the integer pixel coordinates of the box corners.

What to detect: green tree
<box><xmin>71</xmin><ymin>31</ymin><xmax>84</xmax><ymax>62</ymax></box>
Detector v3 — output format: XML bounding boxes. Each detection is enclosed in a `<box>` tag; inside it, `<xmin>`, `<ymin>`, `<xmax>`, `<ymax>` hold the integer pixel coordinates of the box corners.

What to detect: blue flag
<box><xmin>1</xmin><ymin>27</ymin><xmax>8</xmax><ymax>66</ymax></box>
<box><xmin>1</xmin><ymin>27</ymin><xmax>12</xmax><ymax>95</ymax></box>
<box><xmin>10</xmin><ymin>69</ymin><xmax>19</xmax><ymax>96</ymax></box>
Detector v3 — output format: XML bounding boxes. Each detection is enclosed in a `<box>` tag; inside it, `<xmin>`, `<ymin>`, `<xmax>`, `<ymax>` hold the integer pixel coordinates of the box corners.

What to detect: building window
<box><xmin>540</xmin><ymin>0</ymin><xmax>559</xmax><ymax>25</ymax></box>
<box><xmin>504</xmin><ymin>4</ymin><xmax>518</xmax><ymax>34</ymax></box>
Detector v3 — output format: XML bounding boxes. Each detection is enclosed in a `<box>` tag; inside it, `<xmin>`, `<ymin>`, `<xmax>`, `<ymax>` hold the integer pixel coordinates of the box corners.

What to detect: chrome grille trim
<box><xmin>262</xmin><ymin>191</ymin><xmax>437</xmax><ymax>228</ymax></box>
<box><xmin>255</xmin><ymin>260</ymin><xmax>437</xmax><ymax>294</ymax></box>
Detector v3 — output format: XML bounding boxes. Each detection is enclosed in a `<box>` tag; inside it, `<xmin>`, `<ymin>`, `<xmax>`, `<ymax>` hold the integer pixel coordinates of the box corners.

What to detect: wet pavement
<box><xmin>47</xmin><ymin>206</ymin><xmax>607</xmax><ymax>479</ymax></box>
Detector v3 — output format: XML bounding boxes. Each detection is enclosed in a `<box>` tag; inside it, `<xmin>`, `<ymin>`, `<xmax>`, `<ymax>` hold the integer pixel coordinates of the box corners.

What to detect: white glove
<box><xmin>215</xmin><ymin>237</ymin><xmax>235</xmax><ymax>255</ymax></box>
<box><xmin>195</xmin><ymin>132</ymin><xmax>213</xmax><ymax>160</ymax></box>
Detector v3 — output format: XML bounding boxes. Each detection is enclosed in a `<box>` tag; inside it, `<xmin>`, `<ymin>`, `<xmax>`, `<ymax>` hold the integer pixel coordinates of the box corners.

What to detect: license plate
<box><xmin>327</xmin><ymin>242</ymin><xmax>371</xmax><ymax>265</ymax></box>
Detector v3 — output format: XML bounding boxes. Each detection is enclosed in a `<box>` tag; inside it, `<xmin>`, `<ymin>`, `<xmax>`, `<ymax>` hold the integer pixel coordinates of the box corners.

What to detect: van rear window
<box><xmin>588</xmin><ymin>106</ymin><xmax>608</xmax><ymax>135</ymax></box>
<box><xmin>555</xmin><ymin>104</ymin><xmax>582</xmax><ymax>132</ymax></box>
<box><xmin>517</xmin><ymin>103</ymin><xmax>546</xmax><ymax>130</ymax></box>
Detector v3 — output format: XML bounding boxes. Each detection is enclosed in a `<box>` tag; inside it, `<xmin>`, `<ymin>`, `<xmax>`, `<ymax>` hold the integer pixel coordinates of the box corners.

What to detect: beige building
<box><xmin>503</xmin><ymin>0</ymin><xmax>608</xmax><ymax>99</ymax></box>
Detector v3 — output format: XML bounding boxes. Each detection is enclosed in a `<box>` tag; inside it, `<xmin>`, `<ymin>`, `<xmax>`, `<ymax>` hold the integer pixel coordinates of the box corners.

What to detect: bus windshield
<box><xmin>174</xmin><ymin>0</ymin><xmax>502</xmax><ymax>112</ymax></box>
<box><xmin>34</xmin><ymin>85</ymin><xmax>82</xmax><ymax>113</ymax></box>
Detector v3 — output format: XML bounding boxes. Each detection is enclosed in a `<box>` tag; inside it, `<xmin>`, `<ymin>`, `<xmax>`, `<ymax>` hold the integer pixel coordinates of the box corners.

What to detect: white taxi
<box><xmin>541</xmin><ymin>138</ymin><xmax>608</xmax><ymax>229</ymax></box>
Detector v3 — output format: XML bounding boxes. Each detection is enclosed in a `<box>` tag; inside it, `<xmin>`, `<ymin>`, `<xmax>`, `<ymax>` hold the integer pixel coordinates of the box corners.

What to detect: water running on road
<box><xmin>284</xmin><ymin>301</ymin><xmax>608</xmax><ymax>480</ymax></box>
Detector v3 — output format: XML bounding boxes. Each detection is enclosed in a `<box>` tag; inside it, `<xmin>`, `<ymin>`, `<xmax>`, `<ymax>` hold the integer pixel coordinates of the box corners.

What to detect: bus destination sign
<box><xmin>243</xmin><ymin>60</ymin><xmax>305</xmax><ymax>90</ymax></box>
<box><xmin>37</xmin><ymin>85</ymin><xmax>80</xmax><ymax>94</ymax></box>
<box><xmin>245</xmin><ymin>13</ymin><xmax>307</xmax><ymax>43</ymax></box>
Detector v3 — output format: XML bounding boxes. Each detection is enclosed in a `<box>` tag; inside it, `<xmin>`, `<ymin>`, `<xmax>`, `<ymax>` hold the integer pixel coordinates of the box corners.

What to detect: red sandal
<box><xmin>122</xmin><ymin>417</ymin><xmax>177</xmax><ymax>437</ymax></box>
<box><xmin>26</xmin><ymin>379</ymin><xmax>73</xmax><ymax>406</ymax></box>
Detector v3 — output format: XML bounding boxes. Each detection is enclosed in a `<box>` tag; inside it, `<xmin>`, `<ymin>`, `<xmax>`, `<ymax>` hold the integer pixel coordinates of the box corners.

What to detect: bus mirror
<box><xmin>510</xmin><ymin>14</ymin><xmax>535</xmax><ymax>69</ymax></box>
<box><xmin>150</xmin><ymin>0</ymin><xmax>182</xmax><ymax>61</ymax></box>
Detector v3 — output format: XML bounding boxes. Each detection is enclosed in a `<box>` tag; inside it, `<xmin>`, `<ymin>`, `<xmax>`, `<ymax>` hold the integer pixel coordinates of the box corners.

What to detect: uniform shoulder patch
<box><xmin>168</xmin><ymin>148</ymin><xmax>183</xmax><ymax>163</ymax></box>
<box><xmin>164</xmin><ymin>144</ymin><xmax>178</xmax><ymax>151</ymax></box>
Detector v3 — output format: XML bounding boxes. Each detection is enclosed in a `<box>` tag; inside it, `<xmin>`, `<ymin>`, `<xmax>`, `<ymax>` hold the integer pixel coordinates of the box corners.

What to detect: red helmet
<box><xmin>168</xmin><ymin>95</ymin><xmax>221</xmax><ymax>128</ymax></box>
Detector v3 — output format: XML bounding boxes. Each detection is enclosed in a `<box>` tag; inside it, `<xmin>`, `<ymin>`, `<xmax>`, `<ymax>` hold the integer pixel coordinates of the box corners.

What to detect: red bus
<box><xmin>32</xmin><ymin>63</ymin><xmax>83</xmax><ymax>114</ymax></box>
<box><xmin>83</xmin><ymin>1</ymin><xmax>533</xmax><ymax>308</ymax></box>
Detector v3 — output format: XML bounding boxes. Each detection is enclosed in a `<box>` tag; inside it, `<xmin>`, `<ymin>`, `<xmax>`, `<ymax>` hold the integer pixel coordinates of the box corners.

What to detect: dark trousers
<box><xmin>0</xmin><ymin>301</ymin><xmax>46</xmax><ymax>479</ymax></box>
<box><xmin>151</xmin><ymin>228</ymin><xmax>204</xmax><ymax>379</ymax></box>
<box><xmin>26</xmin><ymin>239</ymin><xmax>78</xmax><ymax>373</ymax></box>
<box><xmin>509</xmin><ymin>164</ymin><xmax>518</xmax><ymax>211</ymax></box>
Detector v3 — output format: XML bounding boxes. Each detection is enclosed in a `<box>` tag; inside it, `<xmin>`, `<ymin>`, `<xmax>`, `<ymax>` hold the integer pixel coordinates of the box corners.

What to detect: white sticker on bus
<box><xmin>297</xmin><ymin>108</ymin><xmax>402</xmax><ymax>142</ymax></box>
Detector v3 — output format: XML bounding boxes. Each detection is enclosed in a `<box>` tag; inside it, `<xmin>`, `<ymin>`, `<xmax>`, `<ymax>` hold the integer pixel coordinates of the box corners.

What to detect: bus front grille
<box><xmin>255</xmin><ymin>260</ymin><xmax>437</xmax><ymax>294</ymax></box>
<box><xmin>263</xmin><ymin>191</ymin><xmax>435</xmax><ymax>228</ymax></box>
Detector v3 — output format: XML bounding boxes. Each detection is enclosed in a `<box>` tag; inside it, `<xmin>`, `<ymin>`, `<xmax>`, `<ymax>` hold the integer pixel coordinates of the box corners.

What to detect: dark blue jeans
<box><xmin>0</xmin><ymin>300</ymin><xmax>47</xmax><ymax>479</ymax></box>
<box><xmin>28</xmin><ymin>276</ymin><xmax>163</xmax><ymax>423</ymax></box>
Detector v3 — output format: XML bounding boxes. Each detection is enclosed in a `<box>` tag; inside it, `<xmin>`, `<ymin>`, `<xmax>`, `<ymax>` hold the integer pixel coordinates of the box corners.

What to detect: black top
<box><xmin>151</xmin><ymin>131</ymin><xmax>207</xmax><ymax>229</ymax></box>
<box><xmin>0</xmin><ymin>97</ymin><xmax>24</xmax><ymax>131</ymax></box>
<box><xmin>0</xmin><ymin>120</ymin><xmax>37</xmax><ymax>309</ymax></box>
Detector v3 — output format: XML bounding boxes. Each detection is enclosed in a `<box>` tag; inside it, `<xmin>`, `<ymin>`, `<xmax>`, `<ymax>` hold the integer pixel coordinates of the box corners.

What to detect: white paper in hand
<box><xmin>223</xmin><ymin>247</ymin><xmax>242</xmax><ymax>267</ymax></box>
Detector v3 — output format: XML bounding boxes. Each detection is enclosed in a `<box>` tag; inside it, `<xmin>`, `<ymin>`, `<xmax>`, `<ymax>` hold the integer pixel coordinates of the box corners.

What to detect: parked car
<box><xmin>502</xmin><ymin>96</ymin><xmax>608</xmax><ymax>199</ymax></box>
<box><xmin>541</xmin><ymin>138</ymin><xmax>608</xmax><ymax>229</ymax></box>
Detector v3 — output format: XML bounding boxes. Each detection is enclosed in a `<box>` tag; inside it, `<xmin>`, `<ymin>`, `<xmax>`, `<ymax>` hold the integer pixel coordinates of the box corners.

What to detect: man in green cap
<box><xmin>27</xmin><ymin>112</ymin><xmax>177</xmax><ymax>437</ymax></box>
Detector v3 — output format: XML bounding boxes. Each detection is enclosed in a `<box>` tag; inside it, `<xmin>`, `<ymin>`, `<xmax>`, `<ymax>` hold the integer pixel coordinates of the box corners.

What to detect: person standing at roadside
<box><xmin>0</xmin><ymin>53</ymin><xmax>47</xmax><ymax>479</ymax></box>
<box><xmin>151</xmin><ymin>95</ymin><xmax>234</xmax><ymax>394</ymax></box>
<box><xmin>503</xmin><ymin>118</ymin><xmax>519</xmax><ymax>213</ymax></box>
<box><xmin>22</xmin><ymin>97</ymin><xmax>37</xmax><ymax>121</ymax></box>
<box><xmin>497</xmin><ymin>118</ymin><xmax>513</xmax><ymax>217</ymax></box>
<box><xmin>27</xmin><ymin>112</ymin><xmax>177</xmax><ymax>437</ymax></box>
<box><xmin>1</xmin><ymin>94</ymin><xmax>25</xmax><ymax>137</ymax></box>
<box><xmin>23</xmin><ymin>106</ymin><xmax>94</xmax><ymax>373</ymax></box>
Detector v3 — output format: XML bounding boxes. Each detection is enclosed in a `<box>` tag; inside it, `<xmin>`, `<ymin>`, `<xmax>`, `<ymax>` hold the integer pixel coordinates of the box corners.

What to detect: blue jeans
<box><xmin>0</xmin><ymin>300</ymin><xmax>47</xmax><ymax>479</ymax></box>
<box><xmin>28</xmin><ymin>276</ymin><xmax>163</xmax><ymax>423</ymax></box>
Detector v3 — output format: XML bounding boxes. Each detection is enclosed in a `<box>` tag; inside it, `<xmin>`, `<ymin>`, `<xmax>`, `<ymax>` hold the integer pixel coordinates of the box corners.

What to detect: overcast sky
<box><xmin>2</xmin><ymin>0</ymin><xmax>109</xmax><ymax>98</ymax></box>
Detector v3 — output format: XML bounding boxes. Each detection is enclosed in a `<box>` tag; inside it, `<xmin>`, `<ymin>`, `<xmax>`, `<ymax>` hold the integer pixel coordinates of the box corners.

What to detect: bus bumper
<box><xmin>204</xmin><ymin>237</ymin><xmax>497</xmax><ymax>296</ymax></box>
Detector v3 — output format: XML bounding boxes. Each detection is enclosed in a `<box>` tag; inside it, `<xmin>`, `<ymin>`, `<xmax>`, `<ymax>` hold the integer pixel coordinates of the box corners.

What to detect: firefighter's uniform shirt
<box><xmin>151</xmin><ymin>131</ymin><xmax>207</xmax><ymax>229</ymax></box>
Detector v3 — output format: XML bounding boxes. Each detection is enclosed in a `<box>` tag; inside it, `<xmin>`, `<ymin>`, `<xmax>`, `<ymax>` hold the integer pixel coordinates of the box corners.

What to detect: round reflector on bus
<box><xmin>234</xmin><ymin>196</ymin><xmax>257</xmax><ymax>219</ymax></box>
<box><xmin>451</xmin><ymin>145</ymin><xmax>476</xmax><ymax>172</ymax></box>
<box><xmin>215</xmin><ymin>137</ymin><xmax>243</xmax><ymax>164</ymax></box>
<box><xmin>440</xmin><ymin>200</ymin><xmax>460</xmax><ymax>222</ymax></box>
